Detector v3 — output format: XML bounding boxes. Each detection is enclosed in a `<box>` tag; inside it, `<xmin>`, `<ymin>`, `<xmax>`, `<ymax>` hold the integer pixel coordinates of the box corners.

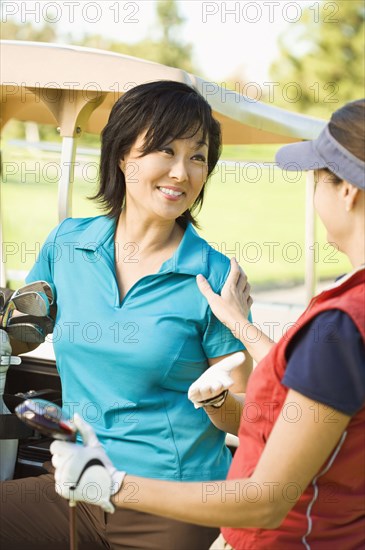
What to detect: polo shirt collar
<box><xmin>75</xmin><ymin>216</ymin><xmax>116</xmax><ymax>251</ymax></box>
<box><xmin>75</xmin><ymin>216</ymin><xmax>209</xmax><ymax>277</ymax></box>
<box><xmin>160</xmin><ymin>224</ymin><xmax>210</xmax><ymax>277</ymax></box>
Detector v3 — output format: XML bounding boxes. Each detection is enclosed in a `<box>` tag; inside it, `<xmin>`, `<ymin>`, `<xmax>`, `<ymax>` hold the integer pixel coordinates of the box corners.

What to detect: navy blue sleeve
<box><xmin>282</xmin><ymin>310</ymin><xmax>365</xmax><ymax>416</ymax></box>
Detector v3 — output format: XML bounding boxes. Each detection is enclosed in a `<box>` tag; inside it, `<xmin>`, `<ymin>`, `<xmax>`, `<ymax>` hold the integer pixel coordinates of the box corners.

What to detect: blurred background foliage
<box><xmin>270</xmin><ymin>0</ymin><xmax>365</xmax><ymax>118</ymax></box>
<box><xmin>0</xmin><ymin>0</ymin><xmax>195</xmax><ymax>71</ymax></box>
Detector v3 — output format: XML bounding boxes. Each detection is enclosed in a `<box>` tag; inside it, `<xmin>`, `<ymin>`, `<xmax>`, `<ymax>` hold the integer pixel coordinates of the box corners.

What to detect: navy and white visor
<box><xmin>276</xmin><ymin>125</ymin><xmax>365</xmax><ymax>190</ymax></box>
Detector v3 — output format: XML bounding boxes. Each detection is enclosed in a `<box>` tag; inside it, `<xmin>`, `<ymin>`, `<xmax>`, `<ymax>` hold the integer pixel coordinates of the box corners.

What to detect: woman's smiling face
<box><xmin>119</xmin><ymin>130</ymin><xmax>209</xmax><ymax>223</ymax></box>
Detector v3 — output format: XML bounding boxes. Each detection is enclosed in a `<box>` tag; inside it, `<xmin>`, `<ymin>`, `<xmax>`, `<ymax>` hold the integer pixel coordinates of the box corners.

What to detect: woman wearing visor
<box><xmin>50</xmin><ymin>99</ymin><xmax>364</xmax><ymax>549</ymax></box>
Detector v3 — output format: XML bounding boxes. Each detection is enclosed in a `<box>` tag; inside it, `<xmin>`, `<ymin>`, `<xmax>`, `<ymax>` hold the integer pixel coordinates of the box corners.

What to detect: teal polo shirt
<box><xmin>27</xmin><ymin>216</ymin><xmax>244</xmax><ymax>480</ymax></box>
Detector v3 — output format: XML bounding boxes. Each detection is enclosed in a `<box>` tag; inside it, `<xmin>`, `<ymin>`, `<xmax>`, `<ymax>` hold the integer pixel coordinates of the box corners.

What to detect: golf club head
<box><xmin>6</xmin><ymin>322</ymin><xmax>45</xmax><ymax>343</ymax></box>
<box><xmin>12</xmin><ymin>291</ymin><xmax>50</xmax><ymax>317</ymax></box>
<box><xmin>15</xmin><ymin>399</ymin><xmax>77</xmax><ymax>441</ymax></box>
<box><xmin>1</xmin><ymin>300</ymin><xmax>16</xmax><ymax>328</ymax></box>
<box><xmin>13</xmin><ymin>281</ymin><xmax>54</xmax><ymax>306</ymax></box>
<box><xmin>0</xmin><ymin>291</ymin><xmax>7</xmax><ymax>314</ymax></box>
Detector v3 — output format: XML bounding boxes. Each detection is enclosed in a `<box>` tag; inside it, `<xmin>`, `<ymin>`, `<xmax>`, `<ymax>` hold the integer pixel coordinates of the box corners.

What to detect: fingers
<box><xmin>73</xmin><ymin>413</ymin><xmax>100</xmax><ymax>448</ymax></box>
<box><xmin>234</xmin><ymin>262</ymin><xmax>253</xmax><ymax>311</ymax></box>
<box><xmin>214</xmin><ymin>352</ymin><xmax>245</xmax><ymax>372</ymax></box>
<box><xmin>189</xmin><ymin>385</ymin><xmax>224</xmax><ymax>403</ymax></box>
<box><xmin>188</xmin><ymin>353</ymin><xmax>244</xmax><ymax>407</ymax></box>
<box><xmin>188</xmin><ymin>384</ymin><xmax>223</xmax><ymax>403</ymax></box>
<box><xmin>188</xmin><ymin>373</ymin><xmax>234</xmax><ymax>402</ymax></box>
<box><xmin>209</xmin><ymin>374</ymin><xmax>233</xmax><ymax>391</ymax></box>
<box><xmin>242</xmin><ymin>285</ymin><xmax>253</xmax><ymax>310</ymax></box>
<box><xmin>50</xmin><ymin>441</ymin><xmax>75</xmax><ymax>469</ymax></box>
<box><xmin>227</xmin><ymin>257</ymin><xmax>241</xmax><ymax>285</ymax></box>
<box><xmin>51</xmin><ymin>452</ymin><xmax>64</xmax><ymax>470</ymax></box>
<box><xmin>242</xmin><ymin>280</ymin><xmax>251</xmax><ymax>296</ymax></box>
<box><xmin>231</xmin><ymin>259</ymin><xmax>250</xmax><ymax>292</ymax></box>
<box><xmin>242</xmin><ymin>282</ymin><xmax>251</xmax><ymax>303</ymax></box>
<box><xmin>50</xmin><ymin>440</ymin><xmax>68</xmax><ymax>455</ymax></box>
<box><xmin>236</xmin><ymin>263</ymin><xmax>250</xmax><ymax>294</ymax></box>
<box><xmin>188</xmin><ymin>380</ymin><xmax>223</xmax><ymax>399</ymax></box>
<box><xmin>222</xmin><ymin>259</ymin><xmax>250</xmax><ymax>298</ymax></box>
<box><xmin>196</xmin><ymin>274</ymin><xmax>216</xmax><ymax>300</ymax></box>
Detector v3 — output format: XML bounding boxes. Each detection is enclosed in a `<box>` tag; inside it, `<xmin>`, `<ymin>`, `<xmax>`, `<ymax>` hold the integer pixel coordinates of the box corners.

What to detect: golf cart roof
<box><xmin>1</xmin><ymin>40</ymin><xmax>326</xmax><ymax>144</ymax></box>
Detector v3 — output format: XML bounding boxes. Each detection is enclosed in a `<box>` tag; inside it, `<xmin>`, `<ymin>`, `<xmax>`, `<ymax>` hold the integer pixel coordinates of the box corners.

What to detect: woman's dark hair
<box><xmin>93</xmin><ymin>80</ymin><xmax>222</xmax><ymax>227</ymax></box>
<box><xmin>324</xmin><ymin>98</ymin><xmax>365</xmax><ymax>184</ymax></box>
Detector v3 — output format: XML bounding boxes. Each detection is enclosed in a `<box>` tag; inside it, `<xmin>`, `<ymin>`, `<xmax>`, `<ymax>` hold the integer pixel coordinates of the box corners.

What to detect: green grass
<box><xmin>1</xmin><ymin>144</ymin><xmax>351</xmax><ymax>288</ymax></box>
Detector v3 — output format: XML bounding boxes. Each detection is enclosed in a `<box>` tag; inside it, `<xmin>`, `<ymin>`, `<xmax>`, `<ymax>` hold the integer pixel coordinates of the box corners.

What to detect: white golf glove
<box><xmin>188</xmin><ymin>352</ymin><xmax>244</xmax><ymax>408</ymax></box>
<box><xmin>50</xmin><ymin>414</ymin><xmax>125</xmax><ymax>513</ymax></box>
<box><xmin>0</xmin><ymin>328</ymin><xmax>21</xmax><ymax>366</ymax></box>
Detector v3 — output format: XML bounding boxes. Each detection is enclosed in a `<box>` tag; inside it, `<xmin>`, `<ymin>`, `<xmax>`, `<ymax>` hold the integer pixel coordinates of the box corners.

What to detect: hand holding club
<box><xmin>51</xmin><ymin>414</ymin><xmax>125</xmax><ymax>514</ymax></box>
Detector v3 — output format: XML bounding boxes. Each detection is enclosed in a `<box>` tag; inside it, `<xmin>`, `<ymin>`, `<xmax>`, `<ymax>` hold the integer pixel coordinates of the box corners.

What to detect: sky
<box><xmin>1</xmin><ymin>0</ymin><xmax>321</xmax><ymax>83</ymax></box>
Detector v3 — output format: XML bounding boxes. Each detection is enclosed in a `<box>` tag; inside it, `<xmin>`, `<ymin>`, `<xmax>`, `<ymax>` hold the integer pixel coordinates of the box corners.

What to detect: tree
<box><xmin>270</xmin><ymin>0</ymin><xmax>365</xmax><ymax>117</ymax></box>
<box><xmin>105</xmin><ymin>0</ymin><xmax>194</xmax><ymax>72</ymax></box>
<box><xmin>154</xmin><ymin>0</ymin><xmax>193</xmax><ymax>71</ymax></box>
<box><xmin>0</xmin><ymin>20</ymin><xmax>57</xmax><ymax>42</ymax></box>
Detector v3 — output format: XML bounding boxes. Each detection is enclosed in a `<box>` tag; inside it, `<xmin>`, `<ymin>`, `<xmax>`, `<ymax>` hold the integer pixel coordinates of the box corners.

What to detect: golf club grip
<box><xmin>69</xmin><ymin>502</ymin><xmax>78</xmax><ymax>550</ymax></box>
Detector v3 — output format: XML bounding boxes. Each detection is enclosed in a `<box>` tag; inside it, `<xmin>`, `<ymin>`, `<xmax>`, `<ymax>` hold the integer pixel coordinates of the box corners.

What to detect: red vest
<box><xmin>222</xmin><ymin>268</ymin><xmax>365</xmax><ymax>550</ymax></box>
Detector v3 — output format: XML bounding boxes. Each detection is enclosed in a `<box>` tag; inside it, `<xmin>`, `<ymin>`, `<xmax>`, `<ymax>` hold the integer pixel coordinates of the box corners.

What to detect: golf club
<box><xmin>0</xmin><ymin>281</ymin><xmax>55</xmax><ymax>344</ymax></box>
<box><xmin>15</xmin><ymin>399</ymin><xmax>78</xmax><ymax>550</ymax></box>
<box><xmin>0</xmin><ymin>289</ymin><xmax>13</xmax><ymax>313</ymax></box>
<box><xmin>12</xmin><ymin>281</ymin><xmax>54</xmax><ymax>306</ymax></box>
<box><xmin>6</xmin><ymin>321</ymin><xmax>46</xmax><ymax>344</ymax></box>
<box><xmin>1</xmin><ymin>293</ymin><xmax>49</xmax><ymax>328</ymax></box>
<box><xmin>0</xmin><ymin>281</ymin><xmax>54</xmax><ymax>321</ymax></box>
<box><xmin>12</xmin><ymin>290</ymin><xmax>51</xmax><ymax>316</ymax></box>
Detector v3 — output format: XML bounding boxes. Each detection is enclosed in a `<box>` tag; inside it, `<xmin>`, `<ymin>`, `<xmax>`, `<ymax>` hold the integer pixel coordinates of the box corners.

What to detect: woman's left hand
<box><xmin>51</xmin><ymin>414</ymin><xmax>126</xmax><ymax>513</ymax></box>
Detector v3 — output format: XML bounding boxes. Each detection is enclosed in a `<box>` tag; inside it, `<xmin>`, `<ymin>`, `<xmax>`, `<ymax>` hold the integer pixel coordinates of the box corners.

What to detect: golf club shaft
<box><xmin>69</xmin><ymin>501</ymin><xmax>78</xmax><ymax>550</ymax></box>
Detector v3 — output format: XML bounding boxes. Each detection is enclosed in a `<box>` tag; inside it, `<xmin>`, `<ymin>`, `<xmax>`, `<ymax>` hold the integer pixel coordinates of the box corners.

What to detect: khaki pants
<box><xmin>0</xmin><ymin>473</ymin><xmax>218</xmax><ymax>550</ymax></box>
<box><xmin>210</xmin><ymin>533</ymin><xmax>234</xmax><ymax>550</ymax></box>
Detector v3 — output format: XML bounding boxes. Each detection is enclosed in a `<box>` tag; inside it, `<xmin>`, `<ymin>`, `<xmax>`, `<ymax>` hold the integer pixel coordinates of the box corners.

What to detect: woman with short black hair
<box><xmin>0</xmin><ymin>81</ymin><xmax>251</xmax><ymax>550</ymax></box>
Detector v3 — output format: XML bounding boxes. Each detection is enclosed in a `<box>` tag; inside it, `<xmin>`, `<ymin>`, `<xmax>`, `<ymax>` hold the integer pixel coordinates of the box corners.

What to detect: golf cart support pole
<box><xmin>58</xmin><ymin>136</ymin><xmax>77</xmax><ymax>221</ymax></box>
<box><xmin>305</xmin><ymin>170</ymin><xmax>317</xmax><ymax>303</ymax></box>
<box><xmin>25</xmin><ymin>86</ymin><xmax>107</xmax><ymax>221</ymax></box>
